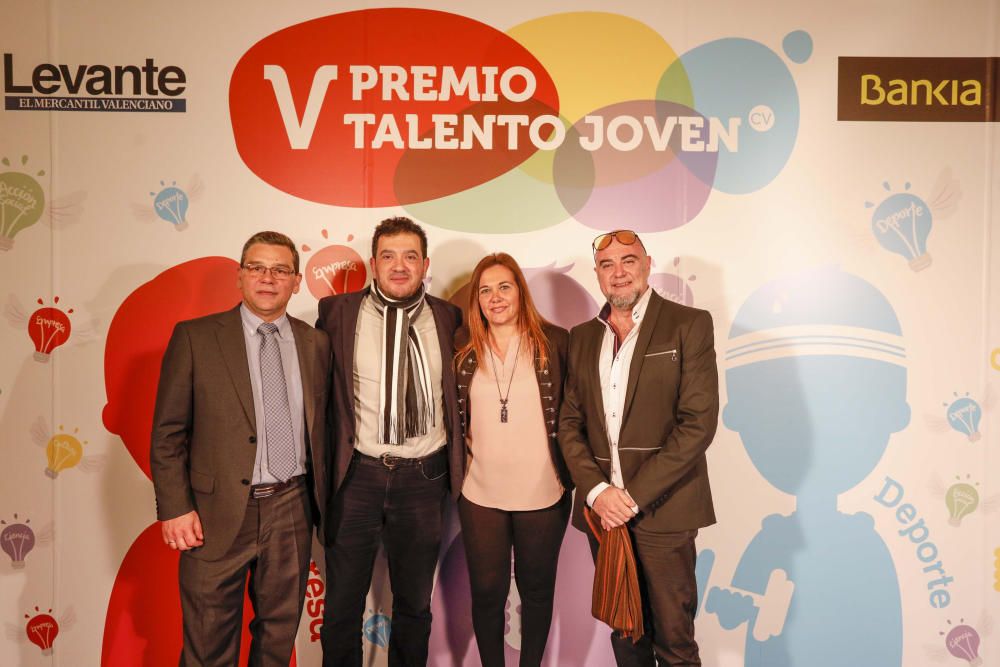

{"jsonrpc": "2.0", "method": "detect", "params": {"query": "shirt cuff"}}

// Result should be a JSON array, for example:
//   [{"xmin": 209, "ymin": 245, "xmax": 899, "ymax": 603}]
[{"xmin": 587, "ymin": 482, "xmax": 610, "ymax": 508}]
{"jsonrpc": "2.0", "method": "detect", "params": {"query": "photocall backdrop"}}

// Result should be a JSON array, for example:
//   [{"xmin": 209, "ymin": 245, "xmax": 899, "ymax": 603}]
[{"xmin": 1, "ymin": 1, "xmax": 998, "ymax": 665}]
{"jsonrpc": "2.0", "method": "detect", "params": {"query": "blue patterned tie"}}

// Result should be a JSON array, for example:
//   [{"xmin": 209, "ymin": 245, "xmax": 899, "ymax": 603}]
[{"xmin": 258, "ymin": 322, "xmax": 296, "ymax": 481}]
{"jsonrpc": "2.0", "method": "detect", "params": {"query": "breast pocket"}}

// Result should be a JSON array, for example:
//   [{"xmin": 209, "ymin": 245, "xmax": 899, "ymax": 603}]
[
  {"xmin": 641, "ymin": 345, "xmax": 681, "ymax": 389},
  {"xmin": 190, "ymin": 469, "xmax": 215, "ymax": 495}
]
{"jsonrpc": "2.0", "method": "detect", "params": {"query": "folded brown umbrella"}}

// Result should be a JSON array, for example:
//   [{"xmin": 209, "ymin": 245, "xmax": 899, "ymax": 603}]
[{"xmin": 584, "ymin": 507, "xmax": 644, "ymax": 642}]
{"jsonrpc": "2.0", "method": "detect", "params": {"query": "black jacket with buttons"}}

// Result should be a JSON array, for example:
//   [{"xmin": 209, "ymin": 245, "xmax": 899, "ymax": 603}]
[{"xmin": 454, "ymin": 322, "xmax": 573, "ymax": 491}]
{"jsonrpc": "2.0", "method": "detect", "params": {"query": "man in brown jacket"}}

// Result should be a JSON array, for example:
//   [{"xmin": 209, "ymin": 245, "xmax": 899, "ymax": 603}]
[
  {"xmin": 559, "ymin": 230, "xmax": 718, "ymax": 667},
  {"xmin": 150, "ymin": 231, "xmax": 330, "ymax": 665}
]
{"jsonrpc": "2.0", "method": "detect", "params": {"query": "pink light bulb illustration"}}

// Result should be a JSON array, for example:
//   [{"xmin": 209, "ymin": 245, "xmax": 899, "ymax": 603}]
[
  {"xmin": 946, "ymin": 623, "xmax": 982, "ymax": 666},
  {"xmin": 1, "ymin": 514, "xmax": 35, "ymax": 568}
]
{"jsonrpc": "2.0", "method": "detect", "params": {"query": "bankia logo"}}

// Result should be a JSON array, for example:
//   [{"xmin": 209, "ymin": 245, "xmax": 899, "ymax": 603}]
[
  {"xmin": 838, "ymin": 57, "xmax": 999, "ymax": 122},
  {"xmin": 3, "ymin": 53, "xmax": 187, "ymax": 112}
]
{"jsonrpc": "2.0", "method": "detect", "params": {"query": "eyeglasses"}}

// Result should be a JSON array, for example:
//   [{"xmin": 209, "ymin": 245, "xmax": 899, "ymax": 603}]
[
  {"xmin": 592, "ymin": 230, "xmax": 643, "ymax": 254},
  {"xmin": 242, "ymin": 263, "xmax": 297, "ymax": 280}
]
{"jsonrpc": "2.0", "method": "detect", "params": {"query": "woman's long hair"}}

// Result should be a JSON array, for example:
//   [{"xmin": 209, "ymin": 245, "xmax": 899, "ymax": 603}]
[{"xmin": 456, "ymin": 253, "xmax": 550, "ymax": 370}]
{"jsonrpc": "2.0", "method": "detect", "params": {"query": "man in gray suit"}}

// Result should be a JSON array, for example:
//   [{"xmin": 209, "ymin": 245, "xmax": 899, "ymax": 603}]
[
  {"xmin": 559, "ymin": 230, "xmax": 718, "ymax": 667},
  {"xmin": 151, "ymin": 230, "xmax": 330, "ymax": 666}
]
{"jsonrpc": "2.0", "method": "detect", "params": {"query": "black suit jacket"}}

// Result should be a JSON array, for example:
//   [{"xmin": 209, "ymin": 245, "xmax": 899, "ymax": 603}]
[
  {"xmin": 316, "ymin": 290, "xmax": 464, "ymax": 511},
  {"xmin": 558, "ymin": 290, "xmax": 718, "ymax": 534},
  {"xmin": 150, "ymin": 306, "xmax": 331, "ymax": 560}
]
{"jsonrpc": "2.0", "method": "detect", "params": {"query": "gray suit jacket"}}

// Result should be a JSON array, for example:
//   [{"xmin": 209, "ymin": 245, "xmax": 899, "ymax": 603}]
[
  {"xmin": 558, "ymin": 290, "xmax": 718, "ymax": 534},
  {"xmin": 150, "ymin": 306, "xmax": 331, "ymax": 561}
]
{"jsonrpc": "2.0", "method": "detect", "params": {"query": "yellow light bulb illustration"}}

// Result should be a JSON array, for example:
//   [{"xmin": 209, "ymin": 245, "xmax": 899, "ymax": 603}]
[{"xmin": 44, "ymin": 427, "xmax": 84, "ymax": 478}]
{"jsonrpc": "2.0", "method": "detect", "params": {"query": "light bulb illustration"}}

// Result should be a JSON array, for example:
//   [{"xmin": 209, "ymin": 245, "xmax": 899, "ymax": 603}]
[
  {"xmin": 945, "ymin": 476, "xmax": 980, "ymax": 527},
  {"xmin": 151, "ymin": 180, "xmax": 190, "ymax": 230},
  {"xmin": 943, "ymin": 621, "xmax": 982, "ymax": 666},
  {"xmin": 24, "ymin": 607, "xmax": 59, "ymax": 655},
  {"xmin": 30, "ymin": 417, "xmax": 103, "ymax": 479},
  {"xmin": 302, "ymin": 230, "xmax": 368, "ymax": 299},
  {"xmin": 650, "ymin": 256, "xmax": 697, "ymax": 306},
  {"xmin": 945, "ymin": 393, "xmax": 982, "ymax": 442},
  {"xmin": 0, "ymin": 155, "xmax": 46, "ymax": 251},
  {"xmin": 866, "ymin": 182, "xmax": 932, "ymax": 271},
  {"xmin": 362, "ymin": 611, "xmax": 391, "ymax": 649},
  {"xmin": 28, "ymin": 296, "xmax": 73, "ymax": 362},
  {"xmin": 1, "ymin": 513, "xmax": 36, "ymax": 568},
  {"xmin": 44, "ymin": 426, "xmax": 85, "ymax": 478}
]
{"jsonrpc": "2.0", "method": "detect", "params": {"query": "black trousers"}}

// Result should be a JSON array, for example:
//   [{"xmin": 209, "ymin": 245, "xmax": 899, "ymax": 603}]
[
  {"xmin": 587, "ymin": 527, "xmax": 700, "ymax": 667},
  {"xmin": 320, "ymin": 449, "xmax": 448, "ymax": 667},
  {"xmin": 178, "ymin": 480, "xmax": 312, "ymax": 667},
  {"xmin": 458, "ymin": 493, "xmax": 571, "ymax": 667}
]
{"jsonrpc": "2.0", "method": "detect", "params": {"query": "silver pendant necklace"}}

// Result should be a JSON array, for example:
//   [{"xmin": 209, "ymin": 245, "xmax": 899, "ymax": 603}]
[{"xmin": 487, "ymin": 335, "xmax": 521, "ymax": 423}]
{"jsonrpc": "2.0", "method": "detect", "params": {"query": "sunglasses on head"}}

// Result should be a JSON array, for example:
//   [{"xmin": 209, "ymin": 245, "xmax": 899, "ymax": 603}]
[{"xmin": 592, "ymin": 230, "xmax": 643, "ymax": 253}]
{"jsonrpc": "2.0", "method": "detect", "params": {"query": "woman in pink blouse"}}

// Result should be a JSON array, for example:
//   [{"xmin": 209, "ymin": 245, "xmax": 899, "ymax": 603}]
[{"xmin": 455, "ymin": 253, "xmax": 573, "ymax": 667}]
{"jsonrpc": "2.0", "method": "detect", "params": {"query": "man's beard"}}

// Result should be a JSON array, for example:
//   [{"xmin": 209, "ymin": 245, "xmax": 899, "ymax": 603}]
[{"xmin": 608, "ymin": 288, "xmax": 641, "ymax": 311}]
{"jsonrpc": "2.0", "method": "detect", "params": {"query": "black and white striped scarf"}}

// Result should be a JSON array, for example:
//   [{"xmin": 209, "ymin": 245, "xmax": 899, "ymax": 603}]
[{"xmin": 369, "ymin": 281, "xmax": 435, "ymax": 445}]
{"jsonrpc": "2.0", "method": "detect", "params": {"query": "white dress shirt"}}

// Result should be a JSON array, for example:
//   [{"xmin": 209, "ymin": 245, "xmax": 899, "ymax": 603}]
[
  {"xmin": 352, "ymin": 294, "xmax": 446, "ymax": 457},
  {"xmin": 586, "ymin": 287, "xmax": 653, "ymax": 511}
]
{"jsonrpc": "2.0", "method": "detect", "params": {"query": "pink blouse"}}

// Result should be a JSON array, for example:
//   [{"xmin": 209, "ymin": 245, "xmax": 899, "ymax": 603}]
[{"xmin": 462, "ymin": 338, "xmax": 563, "ymax": 511}]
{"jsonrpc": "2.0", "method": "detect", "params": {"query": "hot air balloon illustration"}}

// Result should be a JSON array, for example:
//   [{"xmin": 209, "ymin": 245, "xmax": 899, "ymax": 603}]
[{"xmin": 0, "ymin": 155, "xmax": 46, "ymax": 251}]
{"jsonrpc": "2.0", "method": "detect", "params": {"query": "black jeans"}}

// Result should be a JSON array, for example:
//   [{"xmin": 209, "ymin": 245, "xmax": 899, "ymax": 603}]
[
  {"xmin": 321, "ymin": 449, "xmax": 448, "ymax": 667},
  {"xmin": 457, "ymin": 493, "xmax": 571, "ymax": 667}
]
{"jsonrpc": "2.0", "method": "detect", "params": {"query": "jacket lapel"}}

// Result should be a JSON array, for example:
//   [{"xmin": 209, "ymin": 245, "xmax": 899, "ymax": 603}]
[
  {"xmin": 429, "ymin": 298, "xmax": 457, "ymax": 420},
  {"xmin": 621, "ymin": 291, "xmax": 662, "ymax": 426},
  {"xmin": 216, "ymin": 307, "xmax": 256, "ymax": 430},
  {"xmin": 340, "ymin": 293, "xmax": 363, "ymax": 423},
  {"xmin": 583, "ymin": 320, "xmax": 609, "ymax": 438}
]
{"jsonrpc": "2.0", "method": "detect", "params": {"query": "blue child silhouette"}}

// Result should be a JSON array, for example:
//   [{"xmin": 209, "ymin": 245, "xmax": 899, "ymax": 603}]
[{"xmin": 704, "ymin": 267, "xmax": 909, "ymax": 666}]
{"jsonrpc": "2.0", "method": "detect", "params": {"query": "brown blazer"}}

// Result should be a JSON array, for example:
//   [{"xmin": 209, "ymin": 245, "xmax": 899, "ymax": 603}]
[
  {"xmin": 558, "ymin": 290, "xmax": 718, "ymax": 534},
  {"xmin": 150, "ymin": 306, "xmax": 331, "ymax": 561},
  {"xmin": 454, "ymin": 322, "xmax": 573, "ymax": 490},
  {"xmin": 315, "ymin": 290, "xmax": 464, "ymax": 513}
]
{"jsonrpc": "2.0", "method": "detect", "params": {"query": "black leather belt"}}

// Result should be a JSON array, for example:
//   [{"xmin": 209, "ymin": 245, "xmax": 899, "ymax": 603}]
[
  {"xmin": 250, "ymin": 475, "xmax": 305, "ymax": 499},
  {"xmin": 355, "ymin": 448, "xmax": 446, "ymax": 470}
]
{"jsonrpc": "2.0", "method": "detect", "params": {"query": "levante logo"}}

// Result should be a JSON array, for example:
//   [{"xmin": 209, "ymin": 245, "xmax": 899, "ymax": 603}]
[{"xmin": 3, "ymin": 53, "xmax": 187, "ymax": 112}]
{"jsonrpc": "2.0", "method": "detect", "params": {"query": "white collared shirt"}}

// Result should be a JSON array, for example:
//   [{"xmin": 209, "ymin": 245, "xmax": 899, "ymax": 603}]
[
  {"xmin": 586, "ymin": 287, "xmax": 653, "ymax": 510},
  {"xmin": 352, "ymin": 294, "xmax": 446, "ymax": 457}
]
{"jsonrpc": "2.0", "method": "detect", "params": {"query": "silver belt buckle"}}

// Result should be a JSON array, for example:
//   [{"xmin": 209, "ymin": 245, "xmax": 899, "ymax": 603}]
[
  {"xmin": 252, "ymin": 485, "xmax": 276, "ymax": 499},
  {"xmin": 379, "ymin": 453, "xmax": 401, "ymax": 469}
]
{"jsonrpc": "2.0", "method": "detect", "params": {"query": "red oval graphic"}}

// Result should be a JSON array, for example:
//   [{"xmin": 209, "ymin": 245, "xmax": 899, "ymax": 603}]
[{"xmin": 229, "ymin": 8, "xmax": 559, "ymax": 207}]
